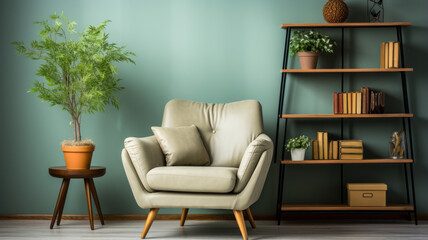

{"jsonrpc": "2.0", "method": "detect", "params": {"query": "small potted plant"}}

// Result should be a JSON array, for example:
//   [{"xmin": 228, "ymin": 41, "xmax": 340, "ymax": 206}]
[
  {"xmin": 12, "ymin": 13, "xmax": 135, "ymax": 169},
  {"xmin": 289, "ymin": 30, "xmax": 336, "ymax": 69},
  {"xmin": 285, "ymin": 135, "xmax": 311, "ymax": 161}
]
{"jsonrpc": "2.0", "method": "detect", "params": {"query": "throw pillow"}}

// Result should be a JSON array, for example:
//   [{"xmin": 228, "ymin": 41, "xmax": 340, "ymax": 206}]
[{"xmin": 151, "ymin": 125, "xmax": 210, "ymax": 166}]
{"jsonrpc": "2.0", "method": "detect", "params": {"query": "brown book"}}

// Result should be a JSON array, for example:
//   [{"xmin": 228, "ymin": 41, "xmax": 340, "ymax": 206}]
[
  {"xmin": 333, "ymin": 92, "xmax": 338, "ymax": 114},
  {"xmin": 340, "ymin": 140, "xmax": 363, "ymax": 148},
  {"xmin": 343, "ymin": 92, "xmax": 348, "ymax": 114},
  {"xmin": 317, "ymin": 132, "xmax": 324, "ymax": 160},
  {"xmin": 364, "ymin": 87, "xmax": 370, "ymax": 114},
  {"xmin": 323, "ymin": 132, "xmax": 328, "ymax": 160},
  {"xmin": 329, "ymin": 141, "xmax": 333, "ymax": 160},
  {"xmin": 356, "ymin": 92, "xmax": 362, "ymax": 114},
  {"xmin": 385, "ymin": 42, "xmax": 389, "ymax": 69},
  {"xmin": 374, "ymin": 92, "xmax": 379, "ymax": 113},
  {"xmin": 380, "ymin": 42, "xmax": 385, "ymax": 69},
  {"xmin": 352, "ymin": 92, "xmax": 357, "ymax": 114},
  {"xmin": 332, "ymin": 141, "xmax": 339, "ymax": 160},
  {"xmin": 361, "ymin": 88, "xmax": 366, "ymax": 114},
  {"xmin": 341, "ymin": 148, "xmax": 364, "ymax": 154},
  {"xmin": 394, "ymin": 42, "xmax": 400, "ymax": 68},
  {"xmin": 338, "ymin": 92, "xmax": 343, "ymax": 114},
  {"xmin": 370, "ymin": 91, "xmax": 375, "ymax": 113},
  {"xmin": 388, "ymin": 41, "xmax": 394, "ymax": 69},
  {"xmin": 379, "ymin": 92, "xmax": 385, "ymax": 113},
  {"xmin": 347, "ymin": 92, "xmax": 352, "ymax": 114},
  {"xmin": 340, "ymin": 153, "xmax": 363, "ymax": 160},
  {"xmin": 312, "ymin": 140, "xmax": 319, "ymax": 160}
]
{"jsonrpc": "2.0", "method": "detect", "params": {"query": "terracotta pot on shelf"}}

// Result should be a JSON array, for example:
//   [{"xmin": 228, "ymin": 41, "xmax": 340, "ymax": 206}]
[
  {"xmin": 62, "ymin": 145, "xmax": 95, "ymax": 169},
  {"xmin": 298, "ymin": 52, "xmax": 319, "ymax": 69}
]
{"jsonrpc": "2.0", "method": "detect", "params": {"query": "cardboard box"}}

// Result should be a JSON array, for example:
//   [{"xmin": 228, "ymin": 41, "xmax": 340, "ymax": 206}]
[{"xmin": 347, "ymin": 183, "xmax": 387, "ymax": 207}]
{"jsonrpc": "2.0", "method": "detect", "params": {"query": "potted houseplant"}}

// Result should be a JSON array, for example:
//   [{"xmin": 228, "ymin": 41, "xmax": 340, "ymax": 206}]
[
  {"xmin": 12, "ymin": 13, "xmax": 135, "ymax": 169},
  {"xmin": 289, "ymin": 30, "xmax": 336, "ymax": 69},
  {"xmin": 285, "ymin": 135, "xmax": 311, "ymax": 161}
]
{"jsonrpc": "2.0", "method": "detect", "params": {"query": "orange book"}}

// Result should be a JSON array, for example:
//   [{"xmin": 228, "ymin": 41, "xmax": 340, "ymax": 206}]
[
  {"xmin": 352, "ymin": 92, "xmax": 357, "ymax": 114},
  {"xmin": 388, "ymin": 41, "xmax": 394, "ymax": 68},
  {"xmin": 312, "ymin": 140, "xmax": 319, "ymax": 160},
  {"xmin": 394, "ymin": 42, "xmax": 400, "ymax": 68},
  {"xmin": 347, "ymin": 92, "xmax": 352, "ymax": 114},
  {"xmin": 332, "ymin": 141, "xmax": 339, "ymax": 160},
  {"xmin": 385, "ymin": 42, "xmax": 389, "ymax": 69},
  {"xmin": 317, "ymin": 132, "xmax": 324, "ymax": 160},
  {"xmin": 329, "ymin": 141, "xmax": 333, "ymax": 160},
  {"xmin": 380, "ymin": 42, "xmax": 385, "ymax": 69},
  {"xmin": 356, "ymin": 92, "xmax": 362, "ymax": 114},
  {"xmin": 333, "ymin": 92, "xmax": 338, "ymax": 114},
  {"xmin": 343, "ymin": 92, "xmax": 348, "ymax": 114},
  {"xmin": 323, "ymin": 132, "xmax": 328, "ymax": 160}
]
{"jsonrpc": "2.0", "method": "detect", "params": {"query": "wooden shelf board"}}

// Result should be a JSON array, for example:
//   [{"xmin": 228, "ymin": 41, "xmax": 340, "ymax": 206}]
[
  {"xmin": 281, "ymin": 113, "xmax": 413, "ymax": 119},
  {"xmin": 281, "ymin": 22, "xmax": 412, "ymax": 28},
  {"xmin": 281, "ymin": 204, "xmax": 414, "ymax": 211},
  {"xmin": 281, "ymin": 159, "xmax": 413, "ymax": 164},
  {"xmin": 281, "ymin": 68, "xmax": 413, "ymax": 73}
]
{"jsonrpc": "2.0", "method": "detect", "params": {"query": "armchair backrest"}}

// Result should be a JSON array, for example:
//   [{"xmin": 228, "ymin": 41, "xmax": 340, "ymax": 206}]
[{"xmin": 162, "ymin": 99, "xmax": 264, "ymax": 167}]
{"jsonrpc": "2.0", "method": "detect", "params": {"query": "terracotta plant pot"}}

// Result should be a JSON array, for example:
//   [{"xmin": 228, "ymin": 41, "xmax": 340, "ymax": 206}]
[
  {"xmin": 62, "ymin": 145, "xmax": 95, "ymax": 169},
  {"xmin": 298, "ymin": 52, "xmax": 320, "ymax": 69}
]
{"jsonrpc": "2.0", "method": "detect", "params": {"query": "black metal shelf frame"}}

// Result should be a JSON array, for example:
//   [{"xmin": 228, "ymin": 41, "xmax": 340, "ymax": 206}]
[{"xmin": 274, "ymin": 24, "xmax": 417, "ymax": 225}]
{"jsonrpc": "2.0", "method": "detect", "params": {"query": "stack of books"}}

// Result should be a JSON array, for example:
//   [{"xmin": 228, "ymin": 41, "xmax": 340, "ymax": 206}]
[
  {"xmin": 333, "ymin": 88, "xmax": 385, "ymax": 114},
  {"xmin": 312, "ymin": 132, "xmax": 339, "ymax": 160},
  {"xmin": 381, "ymin": 41, "xmax": 400, "ymax": 69},
  {"xmin": 339, "ymin": 140, "xmax": 364, "ymax": 160}
]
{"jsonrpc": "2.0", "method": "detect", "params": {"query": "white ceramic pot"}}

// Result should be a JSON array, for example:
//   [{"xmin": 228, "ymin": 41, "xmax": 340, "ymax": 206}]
[{"xmin": 291, "ymin": 148, "xmax": 306, "ymax": 161}]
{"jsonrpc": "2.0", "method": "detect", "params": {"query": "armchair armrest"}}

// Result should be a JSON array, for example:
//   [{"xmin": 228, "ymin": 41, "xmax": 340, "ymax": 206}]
[
  {"xmin": 233, "ymin": 133, "xmax": 273, "ymax": 193},
  {"xmin": 124, "ymin": 136, "xmax": 165, "ymax": 192}
]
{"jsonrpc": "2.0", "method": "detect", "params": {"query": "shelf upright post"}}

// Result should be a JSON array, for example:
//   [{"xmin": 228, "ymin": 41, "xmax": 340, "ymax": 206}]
[
  {"xmin": 275, "ymin": 26, "xmax": 291, "ymax": 225},
  {"xmin": 340, "ymin": 27, "xmax": 345, "ymax": 204},
  {"xmin": 397, "ymin": 26, "xmax": 418, "ymax": 225}
]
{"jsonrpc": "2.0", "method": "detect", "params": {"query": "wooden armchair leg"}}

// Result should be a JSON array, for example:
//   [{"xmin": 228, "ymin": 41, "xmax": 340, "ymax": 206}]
[
  {"xmin": 233, "ymin": 210, "xmax": 248, "ymax": 240},
  {"xmin": 141, "ymin": 208, "xmax": 159, "ymax": 239},
  {"xmin": 245, "ymin": 208, "xmax": 256, "ymax": 229},
  {"xmin": 180, "ymin": 208, "xmax": 189, "ymax": 226}
]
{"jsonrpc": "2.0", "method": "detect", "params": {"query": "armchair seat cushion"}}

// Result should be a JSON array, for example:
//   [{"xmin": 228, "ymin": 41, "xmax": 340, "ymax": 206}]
[{"xmin": 147, "ymin": 166, "xmax": 238, "ymax": 193}]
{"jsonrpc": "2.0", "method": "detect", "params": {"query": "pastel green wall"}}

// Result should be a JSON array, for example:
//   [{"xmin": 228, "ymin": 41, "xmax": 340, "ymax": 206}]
[{"xmin": 1, "ymin": 0, "xmax": 427, "ymax": 215}]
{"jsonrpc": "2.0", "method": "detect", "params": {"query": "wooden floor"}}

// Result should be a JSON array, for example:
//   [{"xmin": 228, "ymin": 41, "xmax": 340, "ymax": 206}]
[{"xmin": 1, "ymin": 219, "xmax": 427, "ymax": 239}]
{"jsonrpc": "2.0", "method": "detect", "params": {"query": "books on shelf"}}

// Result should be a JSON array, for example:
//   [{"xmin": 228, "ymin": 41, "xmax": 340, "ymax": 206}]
[
  {"xmin": 333, "ymin": 88, "xmax": 385, "ymax": 114},
  {"xmin": 314, "ymin": 131, "xmax": 339, "ymax": 160},
  {"xmin": 339, "ymin": 140, "xmax": 364, "ymax": 160},
  {"xmin": 381, "ymin": 41, "xmax": 400, "ymax": 69}
]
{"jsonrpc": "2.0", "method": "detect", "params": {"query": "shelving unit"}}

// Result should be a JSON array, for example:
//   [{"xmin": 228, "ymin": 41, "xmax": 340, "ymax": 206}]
[{"xmin": 274, "ymin": 22, "xmax": 417, "ymax": 225}]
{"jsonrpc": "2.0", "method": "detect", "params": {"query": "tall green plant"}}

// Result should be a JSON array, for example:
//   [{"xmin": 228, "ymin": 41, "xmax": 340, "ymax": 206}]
[{"xmin": 12, "ymin": 13, "xmax": 135, "ymax": 143}]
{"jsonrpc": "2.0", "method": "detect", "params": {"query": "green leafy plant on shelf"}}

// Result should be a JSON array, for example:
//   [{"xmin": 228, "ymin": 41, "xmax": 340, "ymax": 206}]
[
  {"xmin": 289, "ymin": 30, "xmax": 336, "ymax": 69},
  {"xmin": 285, "ymin": 135, "xmax": 311, "ymax": 151},
  {"xmin": 12, "ymin": 12, "xmax": 135, "ymax": 169},
  {"xmin": 289, "ymin": 30, "xmax": 336, "ymax": 56}
]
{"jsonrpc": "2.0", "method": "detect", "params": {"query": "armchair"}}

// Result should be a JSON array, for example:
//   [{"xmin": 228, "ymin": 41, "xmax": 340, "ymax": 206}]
[{"xmin": 122, "ymin": 99, "xmax": 273, "ymax": 239}]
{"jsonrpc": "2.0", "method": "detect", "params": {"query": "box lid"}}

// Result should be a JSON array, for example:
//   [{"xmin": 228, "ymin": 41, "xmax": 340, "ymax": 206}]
[{"xmin": 347, "ymin": 183, "xmax": 387, "ymax": 191}]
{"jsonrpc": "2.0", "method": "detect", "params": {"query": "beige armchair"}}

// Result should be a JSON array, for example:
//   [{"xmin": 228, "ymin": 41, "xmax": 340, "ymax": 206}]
[{"xmin": 122, "ymin": 99, "xmax": 273, "ymax": 239}]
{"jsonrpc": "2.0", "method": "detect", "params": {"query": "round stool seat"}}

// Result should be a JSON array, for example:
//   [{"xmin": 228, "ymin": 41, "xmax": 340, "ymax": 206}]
[{"xmin": 49, "ymin": 166, "xmax": 106, "ymax": 178}]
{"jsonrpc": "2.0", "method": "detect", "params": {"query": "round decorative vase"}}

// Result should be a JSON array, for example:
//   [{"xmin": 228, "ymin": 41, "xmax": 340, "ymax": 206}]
[
  {"xmin": 291, "ymin": 148, "xmax": 306, "ymax": 161},
  {"xmin": 323, "ymin": 0, "xmax": 349, "ymax": 23},
  {"xmin": 62, "ymin": 145, "xmax": 95, "ymax": 169},
  {"xmin": 297, "ymin": 52, "xmax": 319, "ymax": 69}
]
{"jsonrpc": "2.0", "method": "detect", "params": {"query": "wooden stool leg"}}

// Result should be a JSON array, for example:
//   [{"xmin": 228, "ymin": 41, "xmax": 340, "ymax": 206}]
[
  {"xmin": 88, "ymin": 178, "xmax": 104, "ymax": 225},
  {"xmin": 245, "ymin": 208, "xmax": 256, "ymax": 229},
  {"xmin": 141, "ymin": 208, "xmax": 159, "ymax": 239},
  {"xmin": 84, "ymin": 178, "xmax": 94, "ymax": 230},
  {"xmin": 233, "ymin": 210, "xmax": 248, "ymax": 240},
  {"xmin": 180, "ymin": 208, "xmax": 189, "ymax": 226},
  {"xmin": 56, "ymin": 179, "xmax": 70, "ymax": 226},
  {"xmin": 50, "ymin": 179, "xmax": 68, "ymax": 229}
]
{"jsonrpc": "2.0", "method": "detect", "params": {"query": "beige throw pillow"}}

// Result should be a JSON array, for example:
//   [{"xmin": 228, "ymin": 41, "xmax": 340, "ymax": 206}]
[{"xmin": 151, "ymin": 125, "xmax": 210, "ymax": 166}]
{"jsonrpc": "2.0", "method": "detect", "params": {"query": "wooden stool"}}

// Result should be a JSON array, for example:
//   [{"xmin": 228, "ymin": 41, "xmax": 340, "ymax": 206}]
[{"xmin": 49, "ymin": 166, "xmax": 106, "ymax": 230}]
